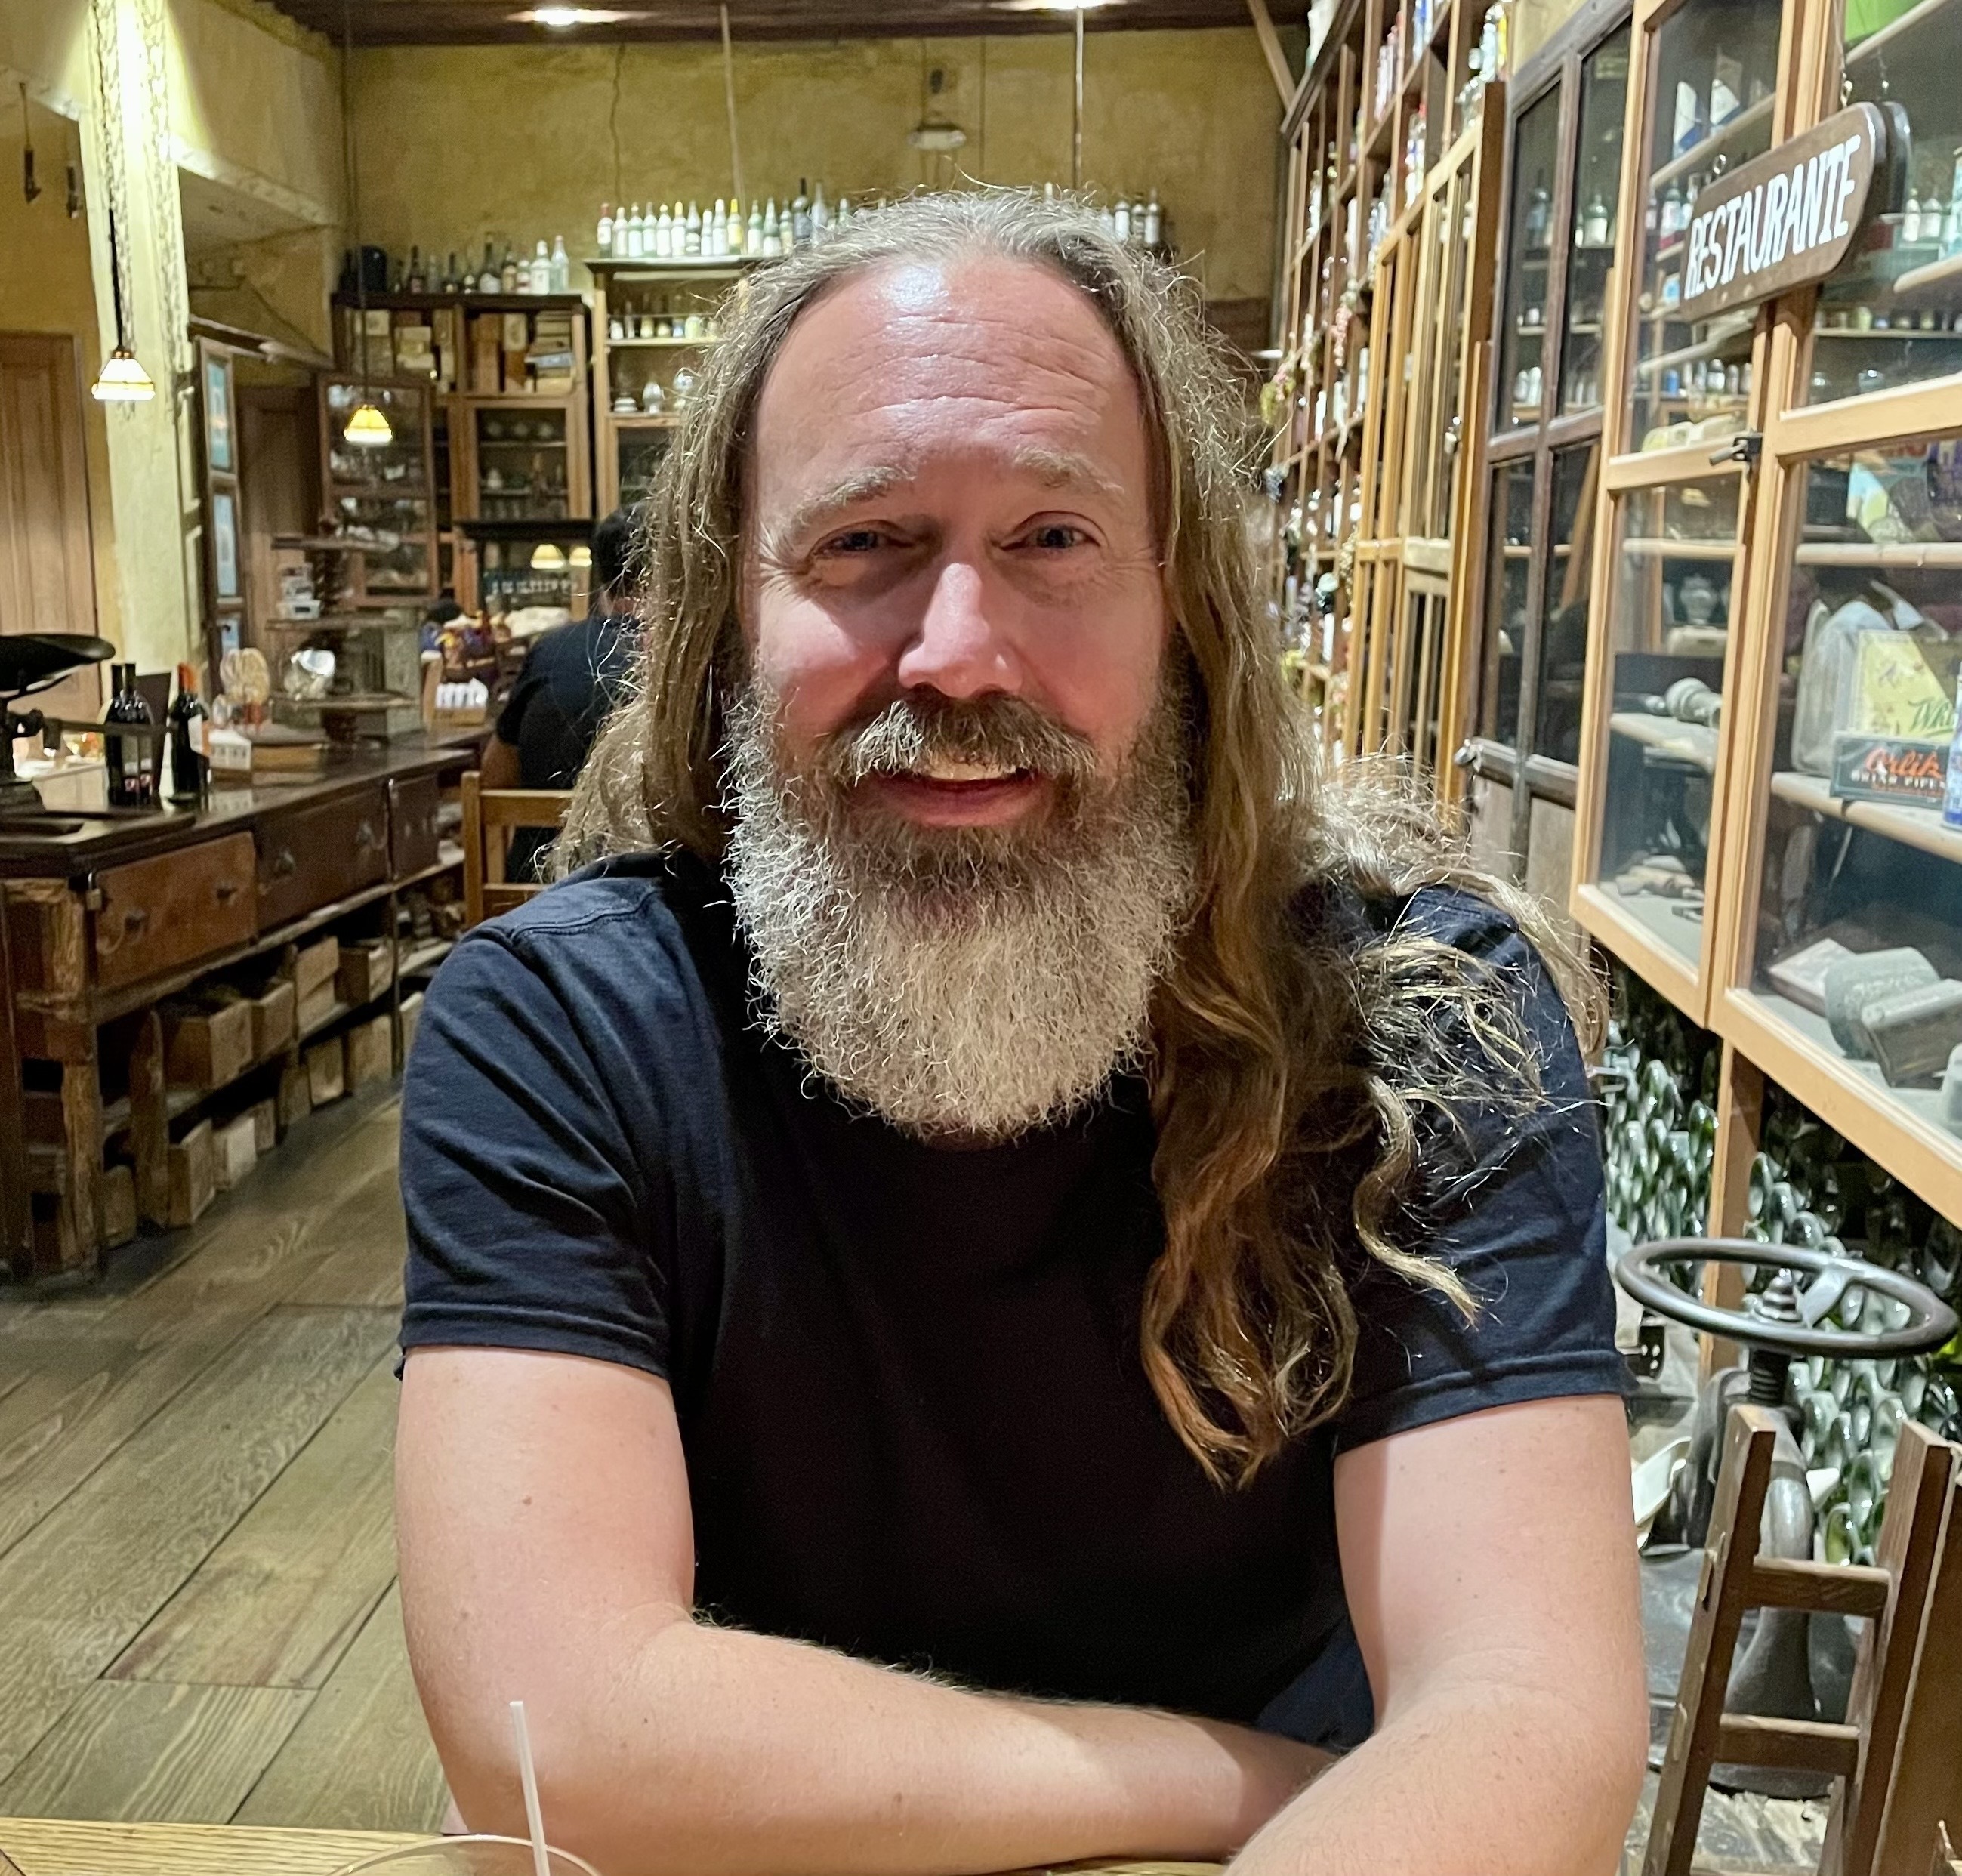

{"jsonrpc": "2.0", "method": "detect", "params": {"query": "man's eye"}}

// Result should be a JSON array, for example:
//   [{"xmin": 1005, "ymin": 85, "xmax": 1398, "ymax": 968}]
[
  {"xmin": 816, "ymin": 529, "xmax": 890, "ymax": 557},
  {"xmin": 1023, "ymin": 523, "xmax": 1090, "ymax": 552}
]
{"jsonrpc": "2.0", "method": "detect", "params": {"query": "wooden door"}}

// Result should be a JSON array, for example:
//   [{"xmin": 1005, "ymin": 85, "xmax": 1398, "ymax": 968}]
[{"xmin": 0, "ymin": 334, "xmax": 100, "ymax": 715}]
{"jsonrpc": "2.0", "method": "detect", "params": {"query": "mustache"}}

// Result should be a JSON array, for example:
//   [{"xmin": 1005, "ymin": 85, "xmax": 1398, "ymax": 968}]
[{"xmin": 816, "ymin": 693, "xmax": 1103, "ymax": 790}]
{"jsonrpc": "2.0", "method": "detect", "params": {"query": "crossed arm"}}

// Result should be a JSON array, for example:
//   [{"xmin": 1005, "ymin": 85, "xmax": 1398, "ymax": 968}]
[{"xmin": 396, "ymin": 1347, "xmax": 1645, "ymax": 1876}]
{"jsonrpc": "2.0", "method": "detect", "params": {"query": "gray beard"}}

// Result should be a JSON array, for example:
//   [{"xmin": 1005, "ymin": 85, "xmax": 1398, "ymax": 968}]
[{"xmin": 721, "ymin": 677, "xmax": 1197, "ymax": 1140}]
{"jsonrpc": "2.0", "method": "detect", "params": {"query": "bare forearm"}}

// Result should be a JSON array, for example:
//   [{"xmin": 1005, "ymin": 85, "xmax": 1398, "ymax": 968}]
[
  {"xmin": 1227, "ymin": 1679, "xmax": 1644, "ymax": 1876},
  {"xmin": 443, "ymin": 1610, "xmax": 1319, "ymax": 1876}
]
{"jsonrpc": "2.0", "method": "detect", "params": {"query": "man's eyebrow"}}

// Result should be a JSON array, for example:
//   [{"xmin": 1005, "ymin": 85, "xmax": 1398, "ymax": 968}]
[
  {"xmin": 764, "ymin": 466, "xmax": 911, "ymax": 557},
  {"xmin": 1010, "ymin": 446, "xmax": 1124, "ymax": 500}
]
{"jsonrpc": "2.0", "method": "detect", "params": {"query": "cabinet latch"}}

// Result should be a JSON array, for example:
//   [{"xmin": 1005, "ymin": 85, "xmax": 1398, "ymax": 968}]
[{"xmin": 1708, "ymin": 429, "xmax": 1763, "ymax": 469}]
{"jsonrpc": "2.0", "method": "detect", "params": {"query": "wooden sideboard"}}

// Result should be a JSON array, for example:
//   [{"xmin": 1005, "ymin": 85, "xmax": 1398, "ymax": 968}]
[{"xmin": 0, "ymin": 737, "xmax": 481, "ymax": 1279}]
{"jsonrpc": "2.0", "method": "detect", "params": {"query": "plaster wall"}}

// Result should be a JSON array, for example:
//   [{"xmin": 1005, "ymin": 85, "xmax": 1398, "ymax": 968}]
[{"xmin": 348, "ymin": 26, "xmax": 1283, "ymax": 303}]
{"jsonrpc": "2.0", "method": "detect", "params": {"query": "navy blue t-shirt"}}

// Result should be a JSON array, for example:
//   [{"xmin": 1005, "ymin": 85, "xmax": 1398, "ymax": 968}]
[{"xmin": 399, "ymin": 851, "xmax": 1624, "ymax": 1745}]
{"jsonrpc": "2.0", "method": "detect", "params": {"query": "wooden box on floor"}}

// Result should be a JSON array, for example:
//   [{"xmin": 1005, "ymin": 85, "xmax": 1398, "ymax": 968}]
[
  {"xmin": 165, "ymin": 1120, "xmax": 218, "ymax": 1228},
  {"xmin": 162, "ymin": 997, "xmax": 255, "ymax": 1092},
  {"xmin": 336, "ymin": 939, "xmax": 394, "ymax": 1008},
  {"xmin": 400, "ymin": 988, "xmax": 424, "ymax": 1061},
  {"xmin": 214, "ymin": 1113, "xmax": 258, "ymax": 1191},
  {"xmin": 247, "ymin": 1095, "xmax": 278, "ymax": 1156},
  {"xmin": 278, "ymin": 1060, "xmax": 313, "ymax": 1134},
  {"xmin": 344, "ymin": 1011, "xmax": 392, "ymax": 1092},
  {"xmin": 101, "ymin": 1162, "xmax": 137, "ymax": 1248},
  {"xmin": 305, "ymin": 1036, "xmax": 345, "ymax": 1106},
  {"xmin": 249, "ymin": 978, "xmax": 297, "ymax": 1059}
]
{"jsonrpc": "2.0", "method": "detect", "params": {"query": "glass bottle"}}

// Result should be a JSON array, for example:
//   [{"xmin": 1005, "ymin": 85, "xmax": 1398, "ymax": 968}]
[
  {"xmin": 748, "ymin": 200, "xmax": 764, "ymax": 251},
  {"xmin": 597, "ymin": 202, "xmax": 614, "ymax": 255},
  {"xmin": 685, "ymin": 202, "xmax": 702, "ymax": 256},
  {"xmin": 551, "ymin": 234, "xmax": 569, "ymax": 292},
  {"xmin": 478, "ymin": 240, "xmax": 498, "ymax": 293},
  {"xmin": 531, "ymin": 239, "xmax": 551, "ymax": 293},
  {"xmin": 791, "ymin": 179, "xmax": 811, "ymax": 247},
  {"xmin": 167, "ymin": 663, "xmax": 208, "ymax": 804},
  {"xmin": 1143, "ymin": 187, "xmax": 1162, "ymax": 246},
  {"xmin": 104, "ymin": 663, "xmax": 156, "ymax": 810},
  {"xmin": 406, "ymin": 245, "xmax": 424, "ymax": 293},
  {"xmin": 499, "ymin": 244, "xmax": 517, "ymax": 292}
]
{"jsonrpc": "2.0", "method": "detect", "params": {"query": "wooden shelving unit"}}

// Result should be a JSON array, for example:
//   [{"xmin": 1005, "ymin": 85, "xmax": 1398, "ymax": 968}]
[
  {"xmin": 1557, "ymin": 0, "xmax": 1962, "ymax": 1234},
  {"xmin": 587, "ymin": 256, "xmax": 764, "ymax": 511},
  {"xmin": 1267, "ymin": 0, "xmax": 1498, "ymax": 767}
]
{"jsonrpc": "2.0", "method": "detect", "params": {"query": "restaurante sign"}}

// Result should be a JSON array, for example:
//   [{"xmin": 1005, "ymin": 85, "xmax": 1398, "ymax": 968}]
[{"xmin": 1677, "ymin": 103, "xmax": 1900, "ymax": 326}]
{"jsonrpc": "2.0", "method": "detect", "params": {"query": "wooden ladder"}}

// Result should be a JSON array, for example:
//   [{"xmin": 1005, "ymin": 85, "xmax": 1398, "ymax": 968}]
[{"xmin": 1643, "ymin": 1404, "xmax": 1961, "ymax": 1876}]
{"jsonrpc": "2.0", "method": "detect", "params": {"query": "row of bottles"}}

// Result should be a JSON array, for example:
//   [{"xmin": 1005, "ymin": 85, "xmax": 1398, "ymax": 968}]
[
  {"xmin": 594, "ymin": 183, "xmax": 1168, "ymax": 262},
  {"xmin": 341, "ymin": 241, "xmax": 574, "ymax": 299},
  {"xmin": 103, "ymin": 663, "xmax": 208, "ymax": 809}
]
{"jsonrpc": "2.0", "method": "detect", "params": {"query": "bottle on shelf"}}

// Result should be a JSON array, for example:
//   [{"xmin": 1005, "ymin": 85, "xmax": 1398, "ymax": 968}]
[
  {"xmin": 656, "ymin": 202, "xmax": 672, "ymax": 257},
  {"xmin": 1114, "ymin": 197, "xmax": 1131, "ymax": 243},
  {"xmin": 551, "ymin": 234, "xmax": 569, "ymax": 292},
  {"xmin": 478, "ymin": 240, "xmax": 499, "ymax": 293},
  {"xmin": 1143, "ymin": 187, "xmax": 1161, "ymax": 246},
  {"xmin": 1582, "ymin": 190, "xmax": 1609, "ymax": 247},
  {"xmin": 728, "ymin": 197, "xmax": 745, "ymax": 254},
  {"xmin": 811, "ymin": 182, "xmax": 829, "ymax": 239},
  {"xmin": 103, "ymin": 663, "xmax": 156, "ymax": 810},
  {"xmin": 685, "ymin": 201, "xmax": 702, "ymax": 256},
  {"xmin": 791, "ymin": 179, "xmax": 811, "ymax": 247},
  {"xmin": 406, "ymin": 245, "xmax": 424, "ymax": 293},
  {"xmin": 763, "ymin": 199, "xmax": 781, "ymax": 256},
  {"xmin": 597, "ymin": 202, "xmax": 614, "ymax": 255},
  {"xmin": 167, "ymin": 663, "xmax": 208, "ymax": 804},
  {"xmin": 748, "ymin": 199, "xmax": 764, "ymax": 251},
  {"xmin": 529, "ymin": 239, "xmax": 550, "ymax": 293},
  {"xmin": 499, "ymin": 244, "xmax": 518, "ymax": 292}
]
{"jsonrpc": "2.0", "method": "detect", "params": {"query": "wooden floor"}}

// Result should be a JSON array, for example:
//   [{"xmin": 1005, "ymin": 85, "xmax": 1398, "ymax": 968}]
[{"xmin": 0, "ymin": 1088, "xmax": 447, "ymax": 1830}]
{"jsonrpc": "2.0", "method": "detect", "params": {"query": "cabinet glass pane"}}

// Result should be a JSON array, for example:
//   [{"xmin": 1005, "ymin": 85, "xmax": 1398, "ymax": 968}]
[
  {"xmin": 1593, "ymin": 473, "xmax": 1742, "ymax": 964},
  {"xmin": 1626, "ymin": 0, "xmax": 1781, "ymax": 450},
  {"xmin": 475, "ymin": 408, "xmax": 569, "ymax": 522},
  {"xmin": 1559, "ymin": 26, "xmax": 1630, "ymax": 415},
  {"xmin": 1748, "ymin": 439, "xmax": 1962, "ymax": 1144},
  {"xmin": 1479, "ymin": 459, "xmax": 1535, "ymax": 746},
  {"xmin": 1500, "ymin": 91, "xmax": 1560, "ymax": 433},
  {"xmin": 324, "ymin": 381, "xmax": 426, "ymax": 493},
  {"xmin": 1532, "ymin": 443, "xmax": 1601, "ymax": 765},
  {"xmin": 615, "ymin": 429, "xmax": 672, "ymax": 508},
  {"xmin": 1423, "ymin": 174, "xmax": 1474, "ymax": 537},
  {"xmin": 1804, "ymin": 0, "xmax": 1962, "ymax": 405}
]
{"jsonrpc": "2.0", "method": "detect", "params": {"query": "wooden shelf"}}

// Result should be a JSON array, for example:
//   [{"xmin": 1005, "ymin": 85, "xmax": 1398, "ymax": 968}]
[
  {"xmin": 1794, "ymin": 539, "xmax": 1962, "ymax": 568},
  {"xmin": 1767, "ymin": 769, "xmax": 1962, "ymax": 865},
  {"xmin": 1813, "ymin": 326, "xmax": 1962, "ymax": 341},
  {"xmin": 1618, "ymin": 536, "xmax": 1737, "ymax": 561},
  {"xmin": 1609, "ymin": 710, "xmax": 1718, "ymax": 773},
  {"xmin": 606, "ymin": 335, "xmax": 720, "ymax": 349},
  {"xmin": 1891, "ymin": 250, "xmax": 1962, "ymax": 298},
  {"xmin": 397, "ymin": 936, "xmax": 456, "ymax": 977},
  {"xmin": 1650, "ymin": 94, "xmax": 1775, "ymax": 193},
  {"xmin": 606, "ymin": 412, "xmax": 684, "ymax": 428}
]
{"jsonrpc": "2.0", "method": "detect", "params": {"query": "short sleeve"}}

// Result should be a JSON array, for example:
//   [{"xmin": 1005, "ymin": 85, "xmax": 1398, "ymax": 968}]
[
  {"xmin": 1334, "ymin": 893, "xmax": 1629, "ymax": 1452},
  {"xmin": 399, "ymin": 922, "xmax": 671, "ymax": 1376}
]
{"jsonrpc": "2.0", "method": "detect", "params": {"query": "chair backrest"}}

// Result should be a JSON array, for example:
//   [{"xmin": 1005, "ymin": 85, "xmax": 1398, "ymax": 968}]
[{"xmin": 460, "ymin": 770, "xmax": 574, "ymax": 930}]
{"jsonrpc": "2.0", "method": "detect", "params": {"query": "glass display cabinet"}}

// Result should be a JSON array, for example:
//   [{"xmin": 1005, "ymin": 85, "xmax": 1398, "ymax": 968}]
[
  {"xmin": 316, "ymin": 377, "xmax": 438, "ymax": 603},
  {"xmin": 591, "ymin": 257, "xmax": 757, "ymax": 511},
  {"xmin": 1266, "ymin": 0, "xmax": 1498, "ymax": 763},
  {"xmin": 1459, "ymin": 8, "xmax": 1631, "ymax": 894},
  {"xmin": 1569, "ymin": 0, "xmax": 1962, "ymax": 1229},
  {"xmin": 1571, "ymin": 0, "xmax": 1806, "ymax": 1019}
]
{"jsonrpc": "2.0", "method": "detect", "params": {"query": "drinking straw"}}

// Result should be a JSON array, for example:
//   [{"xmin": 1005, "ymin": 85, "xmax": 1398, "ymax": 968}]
[{"xmin": 509, "ymin": 1699, "xmax": 554, "ymax": 1876}]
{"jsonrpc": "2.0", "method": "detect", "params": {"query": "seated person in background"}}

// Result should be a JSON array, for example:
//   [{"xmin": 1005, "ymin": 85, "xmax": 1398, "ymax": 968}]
[
  {"xmin": 481, "ymin": 506, "xmax": 642, "ymax": 878},
  {"xmin": 398, "ymin": 193, "xmax": 1646, "ymax": 1876}
]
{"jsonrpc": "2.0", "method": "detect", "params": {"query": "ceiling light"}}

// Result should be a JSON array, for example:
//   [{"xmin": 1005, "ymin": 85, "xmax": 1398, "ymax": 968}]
[
  {"xmin": 519, "ymin": 5, "xmax": 634, "ymax": 23},
  {"xmin": 568, "ymin": 545, "xmax": 593, "ymax": 567},
  {"xmin": 530, "ymin": 541, "xmax": 568, "ymax": 570},
  {"xmin": 91, "ymin": 346, "xmax": 155, "ymax": 403},
  {"xmin": 343, "ymin": 400, "xmax": 394, "ymax": 447}
]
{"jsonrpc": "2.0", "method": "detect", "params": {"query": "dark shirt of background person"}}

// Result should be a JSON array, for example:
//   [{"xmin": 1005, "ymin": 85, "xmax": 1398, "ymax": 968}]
[{"xmin": 484, "ymin": 508, "xmax": 642, "ymax": 880}]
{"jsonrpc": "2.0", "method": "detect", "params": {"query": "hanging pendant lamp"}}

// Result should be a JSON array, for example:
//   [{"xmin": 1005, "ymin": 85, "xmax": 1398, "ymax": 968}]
[
  {"xmin": 88, "ymin": 12, "xmax": 153, "ymax": 408},
  {"xmin": 339, "ymin": 0, "xmax": 392, "ymax": 449}
]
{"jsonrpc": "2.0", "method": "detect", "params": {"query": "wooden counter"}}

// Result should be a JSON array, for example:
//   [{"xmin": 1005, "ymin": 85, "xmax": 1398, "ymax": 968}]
[
  {"xmin": 0, "ymin": 1818, "xmax": 418, "ymax": 1876},
  {"xmin": 0, "ymin": 736, "xmax": 483, "ymax": 1281}
]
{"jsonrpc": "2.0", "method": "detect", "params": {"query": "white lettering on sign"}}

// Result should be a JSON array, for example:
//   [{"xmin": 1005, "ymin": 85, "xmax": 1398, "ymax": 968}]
[{"xmin": 1677, "ymin": 128, "xmax": 1868, "ymax": 318}]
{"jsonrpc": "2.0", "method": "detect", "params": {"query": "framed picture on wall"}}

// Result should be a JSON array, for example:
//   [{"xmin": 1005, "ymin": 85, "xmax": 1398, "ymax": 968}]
[
  {"xmin": 202, "ymin": 350, "xmax": 234, "ymax": 474},
  {"xmin": 211, "ymin": 486, "xmax": 240, "ymax": 602}
]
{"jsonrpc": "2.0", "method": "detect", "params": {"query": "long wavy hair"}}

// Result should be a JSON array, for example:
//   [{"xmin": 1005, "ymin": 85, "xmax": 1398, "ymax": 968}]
[{"xmin": 560, "ymin": 191, "xmax": 1605, "ymax": 1484}]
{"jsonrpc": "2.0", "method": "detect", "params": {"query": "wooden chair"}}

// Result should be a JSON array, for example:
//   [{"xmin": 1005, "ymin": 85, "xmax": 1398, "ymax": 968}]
[
  {"xmin": 1643, "ymin": 1405, "xmax": 1960, "ymax": 1876},
  {"xmin": 460, "ymin": 771, "xmax": 574, "ymax": 929}
]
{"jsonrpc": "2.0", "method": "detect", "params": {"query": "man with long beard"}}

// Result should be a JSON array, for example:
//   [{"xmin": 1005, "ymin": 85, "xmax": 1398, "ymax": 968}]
[{"xmin": 397, "ymin": 193, "xmax": 1646, "ymax": 1876}]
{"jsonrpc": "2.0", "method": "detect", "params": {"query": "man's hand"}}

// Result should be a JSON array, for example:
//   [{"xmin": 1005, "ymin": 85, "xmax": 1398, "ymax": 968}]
[
  {"xmin": 1231, "ymin": 1395, "xmax": 1647, "ymax": 1876},
  {"xmin": 397, "ymin": 1347, "xmax": 1323, "ymax": 1876}
]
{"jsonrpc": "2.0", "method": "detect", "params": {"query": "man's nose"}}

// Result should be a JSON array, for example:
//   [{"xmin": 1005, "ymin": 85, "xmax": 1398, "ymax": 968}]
[{"xmin": 894, "ymin": 557, "xmax": 1025, "ymax": 700}]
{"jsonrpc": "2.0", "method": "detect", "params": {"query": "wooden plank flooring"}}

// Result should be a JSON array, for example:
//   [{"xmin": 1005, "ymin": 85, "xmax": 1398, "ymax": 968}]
[{"xmin": 0, "ymin": 1089, "xmax": 446, "ymax": 1830}]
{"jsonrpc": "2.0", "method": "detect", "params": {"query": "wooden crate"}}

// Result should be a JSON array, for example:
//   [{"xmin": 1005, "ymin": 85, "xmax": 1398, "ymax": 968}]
[
  {"xmin": 213, "ymin": 1113, "xmax": 258, "ymax": 1191},
  {"xmin": 336, "ymin": 939, "xmax": 394, "ymax": 1007},
  {"xmin": 249, "ymin": 979, "xmax": 296, "ymax": 1059},
  {"xmin": 165, "ymin": 1121, "xmax": 218, "ymax": 1229},
  {"xmin": 304, "ymin": 1036, "xmax": 345, "ymax": 1106},
  {"xmin": 246, "ymin": 1097, "xmax": 278, "ymax": 1156},
  {"xmin": 276, "ymin": 1061, "xmax": 313, "ymax": 1134},
  {"xmin": 162, "ymin": 998, "xmax": 255, "ymax": 1092},
  {"xmin": 288, "ymin": 934, "xmax": 341, "ymax": 1001}
]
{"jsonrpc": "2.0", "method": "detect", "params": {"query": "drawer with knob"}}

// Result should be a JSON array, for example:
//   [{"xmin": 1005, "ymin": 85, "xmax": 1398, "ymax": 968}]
[
  {"xmin": 93, "ymin": 833, "xmax": 258, "ymax": 991},
  {"xmin": 255, "ymin": 785, "xmax": 390, "ymax": 930},
  {"xmin": 389, "ymin": 773, "xmax": 441, "ymax": 878}
]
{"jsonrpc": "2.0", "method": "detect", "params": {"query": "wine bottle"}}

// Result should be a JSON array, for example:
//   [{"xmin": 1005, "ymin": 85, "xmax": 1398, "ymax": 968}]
[
  {"xmin": 104, "ymin": 663, "xmax": 156, "ymax": 810},
  {"xmin": 167, "ymin": 662, "xmax": 208, "ymax": 803}
]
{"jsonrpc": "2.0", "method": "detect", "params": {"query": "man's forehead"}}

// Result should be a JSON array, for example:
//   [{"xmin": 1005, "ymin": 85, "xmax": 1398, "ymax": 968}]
[{"xmin": 751, "ymin": 255, "xmax": 1149, "ymax": 517}]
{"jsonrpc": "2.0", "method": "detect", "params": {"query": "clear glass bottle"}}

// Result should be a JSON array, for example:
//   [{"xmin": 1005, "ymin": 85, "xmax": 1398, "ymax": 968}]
[
  {"xmin": 551, "ymin": 235, "xmax": 569, "ymax": 292},
  {"xmin": 597, "ymin": 202, "xmax": 613, "ymax": 255}
]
